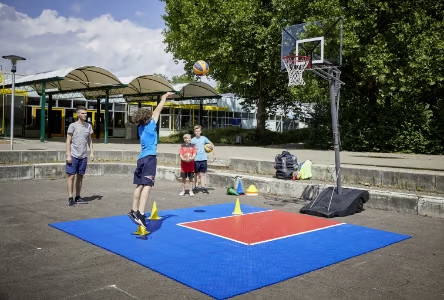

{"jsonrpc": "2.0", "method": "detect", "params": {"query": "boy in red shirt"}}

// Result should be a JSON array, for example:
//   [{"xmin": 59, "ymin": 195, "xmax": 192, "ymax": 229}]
[{"xmin": 179, "ymin": 133, "xmax": 196, "ymax": 196}]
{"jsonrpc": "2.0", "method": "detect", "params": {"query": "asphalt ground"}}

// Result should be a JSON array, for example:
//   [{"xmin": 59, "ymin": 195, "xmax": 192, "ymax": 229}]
[{"xmin": 0, "ymin": 176, "xmax": 443, "ymax": 300}]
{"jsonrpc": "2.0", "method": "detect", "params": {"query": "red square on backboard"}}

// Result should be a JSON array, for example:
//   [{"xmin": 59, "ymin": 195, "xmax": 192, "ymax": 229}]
[{"xmin": 178, "ymin": 210, "xmax": 343, "ymax": 245}]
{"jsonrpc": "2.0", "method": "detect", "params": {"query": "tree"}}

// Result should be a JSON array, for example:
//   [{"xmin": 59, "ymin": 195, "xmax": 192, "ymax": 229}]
[
  {"xmin": 171, "ymin": 73, "xmax": 194, "ymax": 84},
  {"xmin": 162, "ymin": 0, "xmax": 444, "ymax": 152},
  {"xmin": 153, "ymin": 73, "xmax": 170, "ymax": 81},
  {"xmin": 277, "ymin": 0, "xmax": 444, "ymax": 153},
  {"xmin": 162, "ymin": 0, "xmax": 295, "ymax": 136}
]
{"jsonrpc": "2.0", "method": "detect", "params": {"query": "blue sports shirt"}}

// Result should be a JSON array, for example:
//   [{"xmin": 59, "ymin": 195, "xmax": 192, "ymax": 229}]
[
  {"xmin": 138, "ymin": 119, "xmax": 157, "ymax": 159},
  {"xmin": 191, "ymin": 136, "xmax": 211, "ymax": 161}
]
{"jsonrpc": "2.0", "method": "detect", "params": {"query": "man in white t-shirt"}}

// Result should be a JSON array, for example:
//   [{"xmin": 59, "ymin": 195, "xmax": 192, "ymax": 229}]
[{"xmin": 65, "ymin": 106, "xmax": 94, "ymax": 206}]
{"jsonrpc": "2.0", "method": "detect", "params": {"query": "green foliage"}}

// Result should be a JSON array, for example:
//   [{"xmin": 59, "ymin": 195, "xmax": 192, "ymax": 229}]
[
  {"xmin": 283, "ymin": 0, "xmax": 444, "ymax": 154},
  {"xmin": 171, "ymin": 73, "xmax": 194, "ymax": 84},
  {"xmin": 162, "ymin": 0, "xmax": 297, "ymax": 134},
  {"xmin": 153, "ymin": 73, "xmax": 170, "ymax": 81},
  {"xmin": 162, "ymin": 0, "xmax": 444, "ymax": 154},
  {"xmin": 159, "ymin": 127, "xmax": 310, "ymax": 146}
]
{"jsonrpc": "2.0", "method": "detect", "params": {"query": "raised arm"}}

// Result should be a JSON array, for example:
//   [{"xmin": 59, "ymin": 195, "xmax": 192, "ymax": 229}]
[{"xmin": 152, "ymin": 91, "xmax": 175, "ymax": 123}]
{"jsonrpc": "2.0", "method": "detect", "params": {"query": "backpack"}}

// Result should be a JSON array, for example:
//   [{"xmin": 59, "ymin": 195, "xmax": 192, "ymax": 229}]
[
  {"xmin": 274, "ymin": 150, "xmax": 298, "ymax": 180},
  {"xmin": 295, "ymin": 160, "xmax": 312, "ymax": 180}
]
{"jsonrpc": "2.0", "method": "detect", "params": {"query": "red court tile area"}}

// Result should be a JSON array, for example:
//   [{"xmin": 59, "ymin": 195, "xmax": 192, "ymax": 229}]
[{"xmin": 179, "ymin": 210, "xmax": 344, "ymax": 245}]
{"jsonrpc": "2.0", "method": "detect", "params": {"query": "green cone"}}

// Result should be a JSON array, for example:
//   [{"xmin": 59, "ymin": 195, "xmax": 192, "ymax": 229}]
[{"xmin": 227, "ymin": 187, "xmax": 239, "ymax": 196}]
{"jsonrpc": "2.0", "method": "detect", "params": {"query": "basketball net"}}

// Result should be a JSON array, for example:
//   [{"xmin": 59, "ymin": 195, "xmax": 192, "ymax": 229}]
[{"xmin": 282, "ymin": 55, "xmax": 310, "ymax": 86}]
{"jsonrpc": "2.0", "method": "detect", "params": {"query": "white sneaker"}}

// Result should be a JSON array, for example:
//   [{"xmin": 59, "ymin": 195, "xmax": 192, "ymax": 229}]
[
  {"xmin": 179, "ymin": 190, "xmax": 185, "ymax": 196},
  {"xmin": 189, "ymin": 190, "xmax": 194, "ymax": 197}
]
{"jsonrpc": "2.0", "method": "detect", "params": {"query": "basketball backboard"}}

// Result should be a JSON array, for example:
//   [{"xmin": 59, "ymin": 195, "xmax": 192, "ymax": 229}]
[{"xmin": 281, "ymin": 17, "xmax": 343, "ymax": 70}]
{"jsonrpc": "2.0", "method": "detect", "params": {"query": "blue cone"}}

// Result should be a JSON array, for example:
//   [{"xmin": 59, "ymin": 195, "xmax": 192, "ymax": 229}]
[{"xmin": 236, "ymin": 180, "xmax": 245, "ymax": 195}]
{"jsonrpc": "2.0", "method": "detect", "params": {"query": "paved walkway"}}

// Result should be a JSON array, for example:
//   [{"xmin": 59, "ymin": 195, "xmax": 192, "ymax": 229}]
[
  {"xmin": 0, "ymin": 176, "xmax": 443, "ymax": 299},
  {"xmin": 1, "ymin": 137, "xmax": 443, "ymax": 172}
]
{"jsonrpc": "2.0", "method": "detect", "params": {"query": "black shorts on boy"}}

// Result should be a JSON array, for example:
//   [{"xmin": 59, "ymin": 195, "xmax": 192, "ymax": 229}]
[{"xmin": 133, "ymin": 155, "xmax": 157, "ymax": 186}]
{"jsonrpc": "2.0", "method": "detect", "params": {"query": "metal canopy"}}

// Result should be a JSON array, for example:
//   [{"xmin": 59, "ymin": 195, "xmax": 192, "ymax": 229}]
[
  {"xmin": 172, "ymin": 82, "xmax": 220, "ymax": 100},
  {"xmin": 119, "ymin": 75, "xmax": 175, "ymax": 102},
  {"xmin": 4, "ymin": 67, "xmax": 220, "ymax": 100},
  {"xmin": 4, "ymin": 66, "xmax": 126, "ymax": 97},
  {"xmin": 122, "ymin": 78, "xmax": 220, "ymax": 102},
  {"xmin": 2, "ymin": 66, "xmax": 220, "ymax": 144}
]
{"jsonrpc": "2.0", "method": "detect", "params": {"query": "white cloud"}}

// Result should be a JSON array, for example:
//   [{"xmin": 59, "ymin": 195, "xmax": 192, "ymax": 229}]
[
  {"xmin": 0, "ymin": 3, "xmax": 185, "ymax": 81},
  {"xmin": 135, "ymin": 11, "xmax": 146, "ymax": 17}
]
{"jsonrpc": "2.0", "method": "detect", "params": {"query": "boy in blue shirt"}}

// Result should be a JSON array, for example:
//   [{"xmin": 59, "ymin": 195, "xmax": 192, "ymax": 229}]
[
  {"xmin": 191, "ymin": 125, "xmax": 216, "ymax": 194},
  {"xmin": 127, "ymin": 91, "xmax": 175, "ymax": 228}
]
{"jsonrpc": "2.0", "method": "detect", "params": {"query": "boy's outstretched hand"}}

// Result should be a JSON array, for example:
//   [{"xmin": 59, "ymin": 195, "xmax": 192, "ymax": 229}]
[{"xmin": 164, "ymin": 91, "xmax": 175, "ymax": 99}]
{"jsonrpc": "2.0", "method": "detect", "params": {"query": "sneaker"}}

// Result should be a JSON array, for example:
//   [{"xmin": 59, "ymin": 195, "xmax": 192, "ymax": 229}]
[
  {"xmin": 136, "ymin": 211, "xmax": 147, "ymax": 228},
  {"xmin": 68, "ymin": 197, "xmax": 75, "ymax": 206},
  {"xmin": 193, "ymin": 187, "xmax": 201, "ymax": 194},
  {"xmin": 127, "ymin": 210, "xmax": 139, "ymax": 225},
  {"xmin": 201, "ymin": 187, "xmax": 209, "ymax": 194},
  {"xmin": 75, "ymin": 196, "xmax": 88, "ymax": 204},
  {"xmin": 179, "ymin": 190, "xmax": 185, "ymax": 196},
  {"xmin": 189, "ymin": 189, "xmax": 194, "ymax": 197}
]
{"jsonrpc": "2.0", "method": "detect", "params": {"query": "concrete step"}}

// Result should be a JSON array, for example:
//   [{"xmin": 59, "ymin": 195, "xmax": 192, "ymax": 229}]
[
  {"xmin": 0, "ymin": 162, "xmax": 443, "ymax": 219},
  {"xmin": 1, "ymin": 150, "xmax": 443, "ymax": 194}
]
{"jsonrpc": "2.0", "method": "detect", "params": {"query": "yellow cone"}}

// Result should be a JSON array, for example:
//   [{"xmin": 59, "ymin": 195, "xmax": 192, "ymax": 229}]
[
  {"xmin": 232, "ymin": 198, "xmax": 243, "ymax": 215},
  {"xmin": 148, "ymin": 201, "xmax": 161, "ymax": 220},
  {"xmin": 245, "ymin": 184, "xmax": 258, "ymax": 196},
  {"xmin": 132, "ymin": 225, "xmax": 149, "ymax": 235}
]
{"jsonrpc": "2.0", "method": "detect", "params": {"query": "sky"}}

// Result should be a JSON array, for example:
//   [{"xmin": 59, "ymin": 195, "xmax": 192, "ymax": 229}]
[{"xmin": 0, "ymin": 0, "xmax": 193, "ymax": 82}]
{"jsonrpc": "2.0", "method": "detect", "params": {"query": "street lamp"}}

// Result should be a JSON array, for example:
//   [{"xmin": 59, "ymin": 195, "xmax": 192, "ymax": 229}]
[{"xmin": 2, "ymin": 55, "xmax": 26, "ymax": 150}]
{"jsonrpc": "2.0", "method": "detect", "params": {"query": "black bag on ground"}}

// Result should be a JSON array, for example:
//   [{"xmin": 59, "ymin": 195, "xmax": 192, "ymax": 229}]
[{"xmin": 274, "ymin": 150, "xmax": 298, "ymax": 180}]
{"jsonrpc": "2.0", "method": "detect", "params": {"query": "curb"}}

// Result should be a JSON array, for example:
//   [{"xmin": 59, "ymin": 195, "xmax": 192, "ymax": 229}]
[
  {"xmin": 1, "ymin": 150, "xmax": 444, "ymax": 194},
  {"xmin": 1, "ymin": 162, "xmax": 443, "ymax": 219}
]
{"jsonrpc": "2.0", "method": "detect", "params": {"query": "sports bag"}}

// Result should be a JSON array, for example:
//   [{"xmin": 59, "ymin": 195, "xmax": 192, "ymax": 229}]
[{"xmin": 274, "ymin": 150, "xmax": 298, "ymax": 180}]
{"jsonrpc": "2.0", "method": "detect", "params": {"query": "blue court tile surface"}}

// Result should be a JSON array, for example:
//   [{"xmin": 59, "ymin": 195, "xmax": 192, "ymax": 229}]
[{"xmin": 49, "ymin": 204, "xmax": 410, "ymax": 299}]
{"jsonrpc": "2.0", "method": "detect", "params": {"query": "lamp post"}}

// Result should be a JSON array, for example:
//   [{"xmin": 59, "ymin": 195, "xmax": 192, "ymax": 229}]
[{"xmin": 2, "ymin": 55, "xmax": 26, "ymax": 150}]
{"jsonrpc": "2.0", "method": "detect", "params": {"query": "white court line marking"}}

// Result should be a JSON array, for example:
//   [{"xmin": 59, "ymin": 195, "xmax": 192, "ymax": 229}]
[
  {"xmin": 177, "ymin": 224, "xmax": 250, "ymax": 245},
  {"xmin": 178, "ymin": 210, "xmax": 345, "ymax": 246},
  {"xmin": 250, "ymin": 223, "xmax": 346, "ymax": 245},
  {"xmin": 61, "ymin": 284, "xmax": 140, "ymax": 300},
  {"xmin": 176, "ymin": 209, "xmax": 274, "ymax": 226}
]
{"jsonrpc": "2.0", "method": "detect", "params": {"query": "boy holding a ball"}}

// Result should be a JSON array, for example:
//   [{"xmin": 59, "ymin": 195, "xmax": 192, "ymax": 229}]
[{"xmin": 192, "ymin": 125, "xmax": 216, "ymax": 194}]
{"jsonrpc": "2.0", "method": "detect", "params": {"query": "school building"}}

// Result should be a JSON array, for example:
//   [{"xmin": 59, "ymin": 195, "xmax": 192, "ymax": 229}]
[{"xmin": 0, "ymin": 68, "xmax": 308, "ymax": 140}]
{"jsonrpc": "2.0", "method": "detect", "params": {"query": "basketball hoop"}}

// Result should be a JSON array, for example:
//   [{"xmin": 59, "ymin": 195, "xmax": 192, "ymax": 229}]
[{"xmin": 282, "ymin": 55, "xmax": 310, "ymax": 86}]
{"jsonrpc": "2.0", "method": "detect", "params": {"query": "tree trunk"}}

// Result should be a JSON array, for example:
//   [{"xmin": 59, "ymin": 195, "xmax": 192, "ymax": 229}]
[
  {"xmin": 256, "ymin": 74, "xmax": 266, "ymax": 136},
  {"xmin": 256, "ymin": 95, "xmax": 266, "ymax": 136}
]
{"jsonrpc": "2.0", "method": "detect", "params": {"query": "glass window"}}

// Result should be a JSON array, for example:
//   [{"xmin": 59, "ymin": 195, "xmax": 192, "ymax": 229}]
[
  {"xmin": 27, "ymin": 97, "xmax": 40, "ymax": 106},
  {"xmin": 114, "ymin": 103, "xmax": 125, "ymax": 111},
  {"xmin": 234, "ymin": 112, "xmax": 241, "ymax": 119},
  {"xmin": 161, "ymin": 107, "xmax": 170, "ymax": 114},
  {"xmin": 180, "ymin": 115, "xmax": 191, "ymax": 129},
  {"xmin": 73, "ymin": 100, "xmax": 86, "ymax": 108},
  {"xmin": 114, "ymin": 112, "xmax": 125, "ymax": 128},
  {"xmin": 87, "ymin": 101, "xmax": 97, "ymax": 110},
  {"xmin": 58, "ymin": 100, "xmax": 72, "ymax": 108},
  {"xmin": 201, "ymin": 116, "xmax": 209, "ymax": 129},
  {"xmin": 100, "ymin": 103, "xmax": 111, "ymax": 111},
  {"xmin": 217, "ymin": 111, "xmax": 226, "ymax": 117},
  {"xmin": 249, "ymin": 113, "xmax": 255, "ymax": 119},
  {"xmin": 161, "ymin": 115, "xmax": 170, "ymax": 129},
  {"xmin": 181, "ymin": 109, "xmax": 190, "ymax": 116},
  {"xmin": 242, "ymin": 112, "xmax": 248, "ymax": 119}
]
